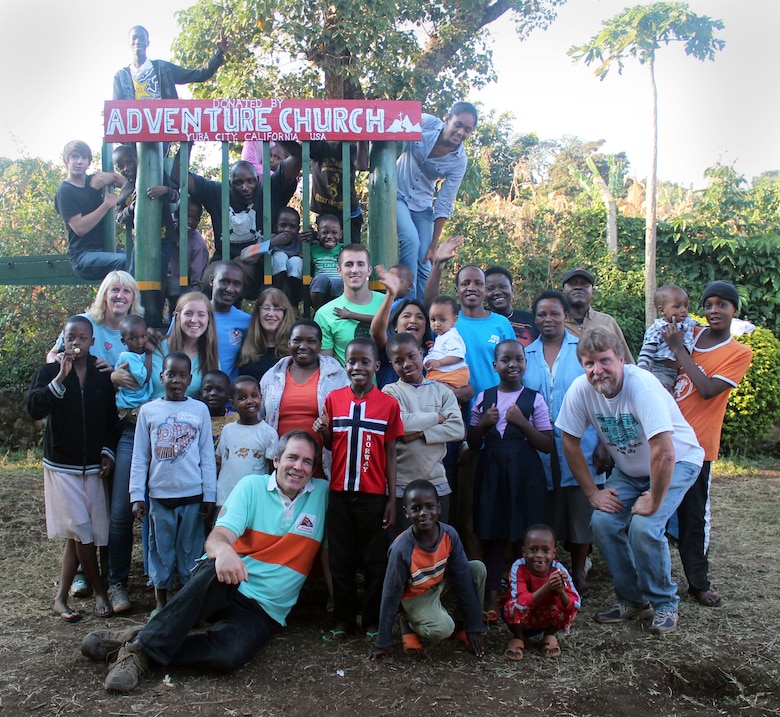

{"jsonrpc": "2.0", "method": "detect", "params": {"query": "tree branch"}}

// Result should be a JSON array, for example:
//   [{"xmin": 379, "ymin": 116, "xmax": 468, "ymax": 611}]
[{"xmin": 406, "ymin": 0, "xmax": 516, "ymax": 101}]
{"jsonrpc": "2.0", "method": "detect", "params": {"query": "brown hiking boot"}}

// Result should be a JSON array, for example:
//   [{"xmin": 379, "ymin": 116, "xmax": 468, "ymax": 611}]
[
  {"xmin": 103, "ymin": 641, "xmax": 150, "ymax": 693},
  {"xmin": 82, "ymin": 625, "xmax": 143, "ymax": 662}
]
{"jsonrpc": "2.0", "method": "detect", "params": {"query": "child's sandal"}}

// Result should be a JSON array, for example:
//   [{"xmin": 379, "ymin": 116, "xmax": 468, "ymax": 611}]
[
  {"xmin": 503, "ymin": 637, "xmax": 525, "ymax": 661},
  {"xmin": 482, "ymin": 609, "xmax": 499, "ymax": 624},
  {"xmin": 401, "ymin": 632, "xmax": 425, "ymax": 655},
  {"xmin": 540, "ymin": 635, "xmax": 561, "ymax": 658}
]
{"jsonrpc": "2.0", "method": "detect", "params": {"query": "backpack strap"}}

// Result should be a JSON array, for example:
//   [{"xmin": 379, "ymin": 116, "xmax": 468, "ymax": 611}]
[
  {"xmin": 478, "ymin": 386, "xmax": 498, "ymax": 412},
  {"xmin": 515, "ymin": 386, "xmax": 537, "ymax": 420}
]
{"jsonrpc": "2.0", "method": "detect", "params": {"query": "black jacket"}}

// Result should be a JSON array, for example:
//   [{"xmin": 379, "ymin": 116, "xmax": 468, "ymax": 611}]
[
  {"xmin": 27, "ymin": 356, "xmax": 119, "ymax": 473},
  {"xmin": 112, "ymin": 53, "xmax": 224, "ymax": 100}
]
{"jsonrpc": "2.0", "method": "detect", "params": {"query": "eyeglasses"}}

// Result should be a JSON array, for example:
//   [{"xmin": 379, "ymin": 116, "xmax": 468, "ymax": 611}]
[{"xmin": 260, "ymin": 305, "xmax": 285, "ymax": 314}]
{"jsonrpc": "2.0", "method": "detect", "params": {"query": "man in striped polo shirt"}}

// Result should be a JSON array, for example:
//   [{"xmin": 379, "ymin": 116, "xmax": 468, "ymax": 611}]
[{"xmin": 83, "ymin": 430, "xmax": 328, "ymax": 693}]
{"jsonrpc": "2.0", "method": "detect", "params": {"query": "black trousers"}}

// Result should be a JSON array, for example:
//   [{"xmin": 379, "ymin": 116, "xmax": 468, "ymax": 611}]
[
  {"xmin": 676, "ymin": 461, "xmax": 712, "ymax": 594},
  {"xmin": 138, "ymin": 558, "xmax": 275, "ymax": 671},
  {"xmin": 327, "ymin": 491, "xmax": 388, "ymax": 629}
]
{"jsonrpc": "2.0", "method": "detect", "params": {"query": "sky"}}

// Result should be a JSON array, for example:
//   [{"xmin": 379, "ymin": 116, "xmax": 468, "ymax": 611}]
[{"xmin": 1, "ymin": 0, "xmax": 776, "ymax": 187}]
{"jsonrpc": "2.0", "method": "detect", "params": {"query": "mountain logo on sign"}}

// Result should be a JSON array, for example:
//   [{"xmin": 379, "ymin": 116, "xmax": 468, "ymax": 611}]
[{"xmin": 386, "ymin": 113, "xmax": 421, "ymax": 133}]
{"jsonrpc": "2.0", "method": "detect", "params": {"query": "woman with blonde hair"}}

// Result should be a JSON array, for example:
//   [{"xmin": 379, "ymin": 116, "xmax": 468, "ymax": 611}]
[
  {"xmin": 47, "ymin": 270, "xmax": 143, "ymax": 368},
  {"xmin": 237, "ymin": 287, "xmax": 295, "ymax": 381}
]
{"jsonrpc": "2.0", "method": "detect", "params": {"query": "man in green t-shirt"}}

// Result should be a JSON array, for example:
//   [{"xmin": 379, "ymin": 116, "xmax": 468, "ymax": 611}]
[{"xmin": 314, "ymin": 243, "xmax": 384, "ymax": 365}]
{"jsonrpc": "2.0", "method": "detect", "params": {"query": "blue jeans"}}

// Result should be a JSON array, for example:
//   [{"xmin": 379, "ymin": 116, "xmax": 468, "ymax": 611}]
[
  {"xmin": 590, "ymin": 462, "xmax": 700, "ymax": 612},
  {"xmin": 309, "ymin": 274, "xmax": 344, "ymax": 298},
  {"xmin": 397, "ymin": 199, "xmax": 433, "ymax": 300},
  {"xmin": 70, "ymin": 251, "xmax": 127, "ymax": 280},
  {"xmin": 108, "ymin": 424, "xmax": 135, "ymax": 587},
  {"xmin": 148, "ymin": 499, "xmax": 205, "ymax": 590}
]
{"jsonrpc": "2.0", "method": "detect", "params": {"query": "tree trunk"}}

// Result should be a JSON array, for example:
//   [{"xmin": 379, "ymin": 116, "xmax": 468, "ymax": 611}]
[
  {"xmin": 586, "ymin": 157, "xmax": 618, "ymax": 260},
  {"xmin": 644, "ymin": 59, "xmax": 658, "ymax": 327}
]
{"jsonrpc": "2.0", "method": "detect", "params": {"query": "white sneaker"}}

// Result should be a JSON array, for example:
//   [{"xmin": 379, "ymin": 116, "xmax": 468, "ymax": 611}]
[{"xmin": 108, "ymin": 583, "xmax": 131, "ymax": 614}]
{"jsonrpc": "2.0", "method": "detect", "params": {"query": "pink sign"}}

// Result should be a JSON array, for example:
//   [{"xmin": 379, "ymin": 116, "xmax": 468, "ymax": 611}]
[{"xmin": 104, "ymin": 99, "xmax": 422, "ymax": 142}]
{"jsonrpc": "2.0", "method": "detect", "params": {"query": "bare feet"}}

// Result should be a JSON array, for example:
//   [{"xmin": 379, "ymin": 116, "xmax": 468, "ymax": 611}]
[
  {"xmin": 53, "ymin": 598, "xmax": 82, "ymax": 623},
  {"xmin": 94, "ymin": 594, "xmax": 113, "ymax": 618}
]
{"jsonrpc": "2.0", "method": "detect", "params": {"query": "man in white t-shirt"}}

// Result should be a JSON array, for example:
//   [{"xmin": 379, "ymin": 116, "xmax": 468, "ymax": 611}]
[{"xmin": 556, "ymin": 327, "xmax": 703, "ymax": 635}]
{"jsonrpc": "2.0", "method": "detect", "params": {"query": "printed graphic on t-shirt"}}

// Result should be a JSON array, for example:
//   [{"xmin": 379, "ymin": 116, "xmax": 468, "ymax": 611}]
[
  {"xmin": 229, "ymin": 327, "xmax": 244, "ymax": 346},
  {"xmin": 353, "ymin": 321, "xmax": 372, "ymax": 340},
  {"xmin": 131, "ymin": 64, "xmax": 161, "ymax": 99},
  {"xmin": 673, "ymin": 369, "xmax": 701, "ymax": 402},
  {"xmin": 155, "ymin": 415, "xmax": 198, "ymax": 461},
  {"xmin": 595, "ymin": 413, "xmax": 642, "ymax": 455},
  {"xmin": 229, "ymin": 207, "xmax": 258, "ymax": 244}
]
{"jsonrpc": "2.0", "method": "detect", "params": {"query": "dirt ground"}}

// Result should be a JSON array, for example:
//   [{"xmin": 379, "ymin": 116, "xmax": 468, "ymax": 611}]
[{"xmin": 1, "ymin": 460, "xmax": 779, "ymax": 717}]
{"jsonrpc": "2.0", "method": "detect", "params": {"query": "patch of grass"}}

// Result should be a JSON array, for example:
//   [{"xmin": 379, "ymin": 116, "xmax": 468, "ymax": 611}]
[
  {"xmin": 0, "ymin": 465, "xmax": 779, "ymax": 716},
  {"xmin": 714, "ymin": 454, "xmax": 780, "ymax": 477},
  {"xmin": 0, "ymin": 447, "xmax": 43, "ymax": 472}
]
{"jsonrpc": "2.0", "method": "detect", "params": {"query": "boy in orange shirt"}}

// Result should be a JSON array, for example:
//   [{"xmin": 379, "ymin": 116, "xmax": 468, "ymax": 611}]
[
  {"xmin": 665, "ymin": 280, "xmax": 753, "ymax": 607},
  {"xmin": 369, "ymin": 480, "xmax": 485, "ymax": 659}
]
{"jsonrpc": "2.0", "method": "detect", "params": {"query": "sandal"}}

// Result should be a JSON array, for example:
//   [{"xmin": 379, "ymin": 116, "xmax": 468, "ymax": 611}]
[
  {"xmin": 94, "ymin": 600, "xmax": 113, "ymax": 618},
  {"xmin": 482, "ymin": 609, "xmax": 499, "ymax": 624},
  {"xmin": 401, "ymin": 632, "xmax": 425, "ymax": 655},
  {"xmin": 540, "ymin": 635, "xmax": 561, "ymax": 658},
  {"xmin": 691, "ymin": 589, "xmax": 722, "ymax": 607},
  {"xmin": 503, "ymin": 637, "xmax": 525, "ymax": 661},
  {"xmin": 322, "ymin": 625, "xmax": 349, "ymax": 643}
]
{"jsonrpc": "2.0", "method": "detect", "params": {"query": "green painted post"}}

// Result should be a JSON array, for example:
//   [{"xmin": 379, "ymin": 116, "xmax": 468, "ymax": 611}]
[
  {"xmin": 221, "ymin": 142, "xmax": 230, "ymax": 261},
  {"xmin": 341, "ymin": 141, "xmax": 351, "ymax": 244},
  {"xmin": 101, "ymin": 143, "xmax": 117, "ymax": 253},
  {"xmin": 368, "ymin": 141, "xmax": 397, "ymax": 289},
  {"xmin": 262, "ymin": 141, "xmax": 272, "ymax": 288},
  {"xmin": 178, "ymin": 142, "xmax": 190, "ymax": 298},
  {"xmin": 136, "ymin": 141, "xmax": 163, "ymax": 327}
]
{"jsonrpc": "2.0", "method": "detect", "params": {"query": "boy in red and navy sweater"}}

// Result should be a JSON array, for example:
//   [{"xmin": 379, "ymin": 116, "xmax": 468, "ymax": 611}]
[{"xmin": 314, "ymin": 338, "xmax": 403, "ymax": 642}]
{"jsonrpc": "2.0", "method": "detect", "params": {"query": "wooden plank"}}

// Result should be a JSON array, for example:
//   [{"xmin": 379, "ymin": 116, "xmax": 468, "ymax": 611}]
[{"xmin": 0, "ymin": 255, "xmax": 99, "ymax": 285}]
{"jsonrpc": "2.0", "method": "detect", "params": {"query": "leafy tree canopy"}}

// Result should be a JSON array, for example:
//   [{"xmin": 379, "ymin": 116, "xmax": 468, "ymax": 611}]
[
  {"xmin": 567, "ymin": 1, "xmax": 725, "ymax": 76},
  {"xmin": 172, "ymin": 0, "xmax": 564, "ymax": 109}
]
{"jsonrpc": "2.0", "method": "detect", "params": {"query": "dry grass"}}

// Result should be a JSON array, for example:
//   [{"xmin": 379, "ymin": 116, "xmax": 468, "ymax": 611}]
[{"xmin": 1, "ymin": 462, "xmax": 779, "ymax": 716}]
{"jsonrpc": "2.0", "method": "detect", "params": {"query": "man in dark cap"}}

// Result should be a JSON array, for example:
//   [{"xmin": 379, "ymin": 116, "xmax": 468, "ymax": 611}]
[{"xmin": 561, "ymin": 268, "xmax": 634, "ymax": 363}]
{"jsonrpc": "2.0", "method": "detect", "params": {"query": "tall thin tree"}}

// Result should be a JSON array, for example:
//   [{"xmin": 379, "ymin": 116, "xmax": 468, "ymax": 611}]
[{"xmin": 569, "ymin": 2, "xmax": 724, "ymax": 325}]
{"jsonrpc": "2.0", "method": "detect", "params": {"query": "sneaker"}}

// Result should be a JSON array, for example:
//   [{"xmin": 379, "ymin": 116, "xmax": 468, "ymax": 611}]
[
  {"xmin": 81, "ymin": 625, "xmax": 143, "ymax": 662},
  {"xmin": 104, "ymin": 641, "xmax": 150, "ymax": 693},
  {"xmin": 69, "ymin": 572, "xmax": 92, "ymax": 599},
  {"xmin": 646, "ymin": 608, "xmax": 678, "ymax": 635},
  {"xmin": 108, "ymin": 584, "xmax": 132, "ymax": 614},
  {"xmin": 594, "ymin": 600, "xmax": 655, "ymax": 624}
]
